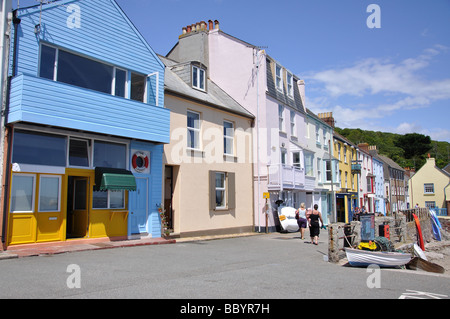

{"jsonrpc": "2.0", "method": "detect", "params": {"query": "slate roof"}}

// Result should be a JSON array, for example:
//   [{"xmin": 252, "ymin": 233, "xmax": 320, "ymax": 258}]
[
  {"xmin": 443, "ymin": 163, "xmax": 450, "ymax": 174},
  {"xmin": 376, "ymin": 154, "xmax": 405, "ymax": 171},
  {"xmin": 265, "ymin": 55, "xmax": 306, "ymax": 114},
  {"xmin": 158, "ymin": 55, "xmax": 254, "ymax": 119}
]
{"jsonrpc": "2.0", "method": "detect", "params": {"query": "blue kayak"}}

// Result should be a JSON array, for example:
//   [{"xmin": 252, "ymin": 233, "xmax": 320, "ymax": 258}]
[{"xmin": 430, "ymin": 210, "xmax": 442, "ymax": 241}]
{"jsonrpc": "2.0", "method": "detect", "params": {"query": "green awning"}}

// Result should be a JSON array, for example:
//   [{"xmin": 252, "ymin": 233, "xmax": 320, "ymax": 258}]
[{"xmin": 94, "ymin": 167, "xmax": 137, "ymax": 191}]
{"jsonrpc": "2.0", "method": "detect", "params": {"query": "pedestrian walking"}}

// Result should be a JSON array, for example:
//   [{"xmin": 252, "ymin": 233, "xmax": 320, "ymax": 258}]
[
  {"xmin": 296, "ymin": 203, "xmax": 308, "ymax": 240},
  {"xmin": 307, "ymin": 204, "xmax": 324, "ymax": 245}
]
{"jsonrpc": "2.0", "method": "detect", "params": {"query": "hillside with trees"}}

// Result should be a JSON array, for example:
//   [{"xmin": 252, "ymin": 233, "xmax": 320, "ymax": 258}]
[{"xmin": 335, "ymin": 128, "xmax": 450, "ymax": 171}]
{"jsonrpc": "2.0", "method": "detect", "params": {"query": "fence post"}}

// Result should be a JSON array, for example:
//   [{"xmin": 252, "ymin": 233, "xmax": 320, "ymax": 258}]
[{"xmin": 328, "ymin": 224, "xmax": 340, "ymax": 263}]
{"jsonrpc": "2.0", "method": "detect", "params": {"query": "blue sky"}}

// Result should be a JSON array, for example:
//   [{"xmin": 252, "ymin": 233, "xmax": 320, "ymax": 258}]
[{"xmin": 15, "ymin": 0, "xmax": 450, "ymax": 142}]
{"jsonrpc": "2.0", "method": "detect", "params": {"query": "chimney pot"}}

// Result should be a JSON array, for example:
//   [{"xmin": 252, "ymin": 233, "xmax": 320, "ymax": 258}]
[
  {"xmin": 186, "ymin": 25, "xmax": 191, "ymax": 33},
  {"xmin": 214, "ymin": 19, "xmax": 220, "ymax": 29},
  {"xmin": 182, "ymin": 27, "xmax": 187, "ymax": 35},
  {"xmin": 200, "ymin": 21, "xmax": 206, "ymax": 30},
  {"xmin": 208, "ymin": 20, "xmax": 213, "ymax": 30}
]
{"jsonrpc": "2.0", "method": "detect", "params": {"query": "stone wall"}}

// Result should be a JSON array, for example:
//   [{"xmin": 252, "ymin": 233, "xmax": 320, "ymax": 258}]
[{"xmin": 328, "ymin": 211, "xmax": 433, "ymax": 263}]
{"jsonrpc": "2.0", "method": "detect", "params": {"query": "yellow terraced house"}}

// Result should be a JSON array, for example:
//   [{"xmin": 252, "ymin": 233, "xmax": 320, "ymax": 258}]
[{"xmin": 333, "ymin": 132, "xmax": 359, "ymax": 223}]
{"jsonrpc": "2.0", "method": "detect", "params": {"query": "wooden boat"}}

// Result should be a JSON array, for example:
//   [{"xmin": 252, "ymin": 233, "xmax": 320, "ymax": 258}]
[
  {"xmin": 406, "ymin": 257, "xmax": 445, "ymax": 274},
  {"xmin": 345, "ymin": 248, "xmax": 412, "ymax": 268}
]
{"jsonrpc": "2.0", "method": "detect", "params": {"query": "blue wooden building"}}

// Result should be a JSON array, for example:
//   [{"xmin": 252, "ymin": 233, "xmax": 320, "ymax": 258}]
[{"xmin": 2, "ymin": 0, "xmax": 169, "ymax": 247}]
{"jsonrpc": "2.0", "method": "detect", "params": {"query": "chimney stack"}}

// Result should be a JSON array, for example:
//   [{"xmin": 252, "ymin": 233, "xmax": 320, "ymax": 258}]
[
  {"xmin": 358, "ymin": 143, "xmax": 369, "ymax": 152},
  {"xmin": 180, "ymin": 19, "xmax": 220, "ymax": 38},
  {"xmin": 317, "ymin": 112, "xmax": 335, "ymax": 128}
]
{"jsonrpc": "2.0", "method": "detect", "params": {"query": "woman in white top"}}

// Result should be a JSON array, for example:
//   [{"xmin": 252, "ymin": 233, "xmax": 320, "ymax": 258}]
[{"xmin": 296, "ymin": 203, "xmax": 308, "ymax": 240}]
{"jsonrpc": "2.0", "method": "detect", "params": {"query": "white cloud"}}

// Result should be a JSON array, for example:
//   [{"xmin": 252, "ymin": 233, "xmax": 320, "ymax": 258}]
[
  {"xmin": 304, "ymin": 45, "xmax": 450, "ymax": 142},
  {"xmin": 305, "ymin": 45, "xmax": 450, "ymax": 100},
  {"xmin": 393, "ymin": 122, "xmax": 450, "ymax": 142}
]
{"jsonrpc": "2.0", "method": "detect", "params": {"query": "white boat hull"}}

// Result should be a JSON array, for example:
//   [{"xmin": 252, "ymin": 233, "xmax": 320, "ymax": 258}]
[
  {"xmin": 345, "ymin": 248, "xmax": 411, "ymax": 268},
  {"xmin": 278, "ymin": 207, "xmax": 299, "ymax": 233}
]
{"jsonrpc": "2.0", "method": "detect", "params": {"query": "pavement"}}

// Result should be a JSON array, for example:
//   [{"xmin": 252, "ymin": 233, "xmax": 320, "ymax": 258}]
[{"xmin": 0, "ymin": 232, "xmax": 261, "ymax": 260}]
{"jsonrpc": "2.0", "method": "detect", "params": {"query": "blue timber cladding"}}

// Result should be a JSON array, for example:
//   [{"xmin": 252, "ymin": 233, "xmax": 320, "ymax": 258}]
[
  {"xmin": 10, "ymin": 0, "xmax": 168, "ymax": 142},
  {"xmin": 9, "ymin": 75, "xmax": 170, "ymax": 142}
]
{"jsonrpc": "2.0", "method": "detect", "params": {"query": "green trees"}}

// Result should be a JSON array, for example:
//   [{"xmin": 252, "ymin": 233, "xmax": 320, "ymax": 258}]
[{"xmin": 335, "ymin": 128, "xmax": 449, "ymax": 170}]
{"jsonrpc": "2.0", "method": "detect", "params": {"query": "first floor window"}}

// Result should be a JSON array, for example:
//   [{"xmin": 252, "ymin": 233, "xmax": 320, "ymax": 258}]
[
  {"xmin": 424, "ymin": 183, "xmax": 434, "ymax": 194},
  {"xmin": 187, "ymin": 111, "xmax": 200, "ymax": 149},
  {"xmin": 10, "ymin": 174, "xmax": 35, "ymax": 213},
  {"xmin": 325, "ymin": 160, "xmax": 332, "ymax": 182},
  {"xmin": 209, "ymin": 171, "xmax": 235, "ymax": 210},
  {"xmin": 39, "ymin": 44, "xmax": 150, "ymax": 103},
  {"xmin": 114, "ymin": 68, "xmax": 127, "ymax": 98},
  {"xmin": 131, "ymin": 72, "xmax": 147, "ymax": 102},
  {"xmin": 317, "ymin": 158, "xmax": 322, "ymax": 181},
  {"xmin": 293, "ymin": 152, "xmax": 301, "ymax": 169},
  {"xmin": 345, "ymin": 172, "xmax": 348, "ymax": 189},
  {"xmin": 278, "ymin": 105, "xmax": 284, "ymax": 132},
  {"xmin": 305, "ymin": 153, "xmax": 314, "ymax": 177},
  {"xmin": 290, "ymin": 111, "xmax": 296, "ymax": 136},
  {"xmin": 58, "ymin": 48, "xmax": 113, "ymax": 94},
  {"xmin": 223, "ymin": 121, "xmax": 234, "ymax": 155},
  {"xmin": 93, "ymin": 140, "xmax": 127, "ymax": 169}
]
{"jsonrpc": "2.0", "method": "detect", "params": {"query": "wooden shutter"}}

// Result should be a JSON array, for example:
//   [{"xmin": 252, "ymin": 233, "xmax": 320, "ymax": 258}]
[
  {"xmin": 227, "ymin": 172, "xmax": 236, "ymax": 210},
  {"xmin": 209, "ymin": 170, "xmax": 216, "ymax": 210}
]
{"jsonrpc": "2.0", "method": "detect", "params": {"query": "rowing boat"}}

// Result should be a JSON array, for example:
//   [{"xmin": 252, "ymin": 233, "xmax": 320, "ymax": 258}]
[{"xmin": 345, "ymin": 248, "xmax": 412, "ymax": 268}]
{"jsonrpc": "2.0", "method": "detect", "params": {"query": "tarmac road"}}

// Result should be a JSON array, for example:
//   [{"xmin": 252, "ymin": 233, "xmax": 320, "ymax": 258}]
[{"xmin": 0, "ymin": 230, "xmax": 449, "ymax": 300}]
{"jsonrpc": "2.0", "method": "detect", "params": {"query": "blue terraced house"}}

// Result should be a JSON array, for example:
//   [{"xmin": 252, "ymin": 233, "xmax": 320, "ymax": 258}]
[{"xmin": 1, "ymin": 0, "xmax": 170, "ymax": 248}]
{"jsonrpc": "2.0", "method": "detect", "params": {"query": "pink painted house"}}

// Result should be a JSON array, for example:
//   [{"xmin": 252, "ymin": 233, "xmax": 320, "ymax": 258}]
[{"xmin": 167, "ymin": 20, "xmax": 326, "ymax": 231}]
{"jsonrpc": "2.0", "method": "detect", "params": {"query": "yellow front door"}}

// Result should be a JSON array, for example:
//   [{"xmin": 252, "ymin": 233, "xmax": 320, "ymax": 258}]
[
  {"xmin": 36, "ymin": 175, "xmax": 65, "ymax": 243},
  {"xmin": 8, "ymin": 173, "xmax": 65, "ymax": 245}
]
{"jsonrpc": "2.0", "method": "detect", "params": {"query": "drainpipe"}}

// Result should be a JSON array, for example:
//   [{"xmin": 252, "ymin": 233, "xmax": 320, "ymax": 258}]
[
  {"xmin": 1, "ymin": 9, "xmax": 20, "ymax": 249},
  {"xmin": 256, "ymin": 49, "xmax": 260, "ymax": 232}
]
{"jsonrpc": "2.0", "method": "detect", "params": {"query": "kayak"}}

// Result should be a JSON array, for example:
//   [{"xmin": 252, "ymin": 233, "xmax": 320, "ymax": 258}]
[
  {"xmin": 429, "ymin": 209, "xmax": 442, "ymax": 241},
  {"xmin": 412, "ymin": 213, "xmax": 425, "ymax": 251}
]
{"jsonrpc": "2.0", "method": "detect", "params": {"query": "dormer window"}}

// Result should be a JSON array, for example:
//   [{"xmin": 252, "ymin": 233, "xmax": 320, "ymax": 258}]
[
  {"xmin": 192, "ymin": 65, "xmax": 206, "ymax": 91},
  {"xmin": 276, "ymin": 64, "xmax": 283, "ymax": 92},
  {"xmin": 286, "ymin": 72, "xmax": 293, "ymax": 97}
]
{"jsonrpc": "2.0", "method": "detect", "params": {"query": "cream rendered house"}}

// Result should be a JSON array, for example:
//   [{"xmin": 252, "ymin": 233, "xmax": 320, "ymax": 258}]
[
  {"xmin": 409, "ymin": 157, "xmax": 450, "ymax": 214},
  {"xmin": 160, "ymin": 55, "xmax": 255, "ymax": 238}
]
